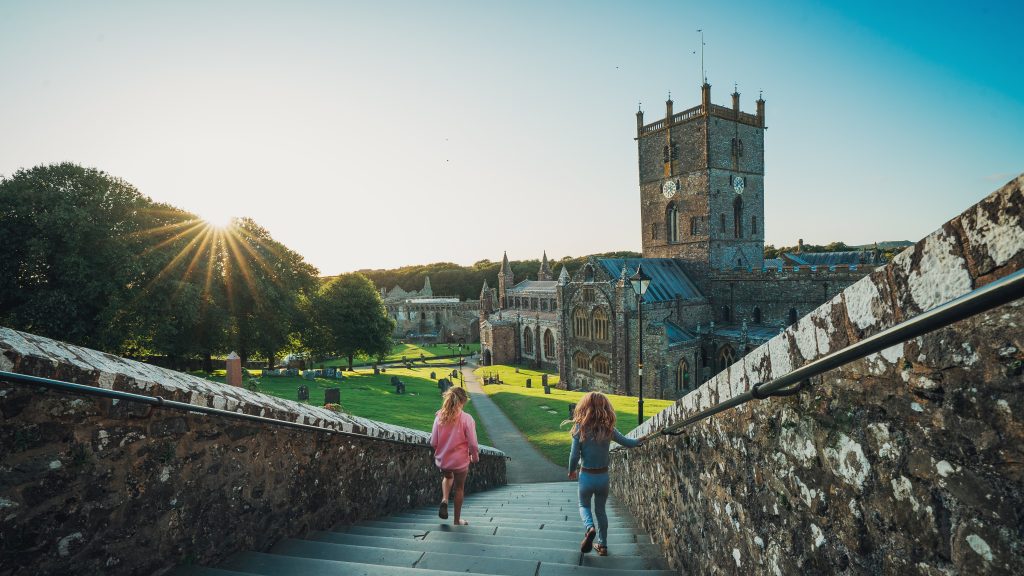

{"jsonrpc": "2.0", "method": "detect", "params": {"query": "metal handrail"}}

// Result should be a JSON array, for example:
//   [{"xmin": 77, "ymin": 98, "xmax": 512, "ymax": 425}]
[
  {"xmin": 0, "ymin": 370, "xmax": 425, "ymax": 448},
  {"xmin": 637, "ymin": 268, "xmax": 1024, "ymax": 441}
]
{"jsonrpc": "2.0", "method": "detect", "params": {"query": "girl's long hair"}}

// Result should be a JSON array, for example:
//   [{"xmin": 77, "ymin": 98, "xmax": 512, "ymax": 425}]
[
  {"xmin": 437, "ymin": 386, "xmax": 469, "ymax": 424},
  {"xmin": 563, "ymin": 392, "xmax": 616, "ymax": 442}
]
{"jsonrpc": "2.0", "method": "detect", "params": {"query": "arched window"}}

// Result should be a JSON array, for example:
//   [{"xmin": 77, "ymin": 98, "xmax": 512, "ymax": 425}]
[
  {"xmin": 718, "ymin": 344, "xmax": 735, "ymax": 370},
  {"xmin": 592, "ymin": 355, "xmax": 610, "ymax": 375},
  {"xmin": 722, "ymin": 305, "xmax": 732, "ymax": 322},
  {"xmin": 751, "ymin": 215, "xmax": 758, "ymax": 236},
  {"xmin": 733, "ymin": 197, "xmax": 743, "ymax": 238},
  {"xmin": 719, "ymin": 213, "xmax": 726, "ymax": 235},
  {"xmin": 700, "ymin": 347, "xmax": 708, "ymax": 368},
  {"xmin": 788, "ymin": 308, "xmax": 798, "ymax": 324},
  {"xmin": 584, "ymin": 265, "xmax": 595, "ymax": 282},
  {"xmin": 574, "ymin": 352, "xmax": 590, "ymax": 371},
  {"xmin": 573, "ymin": 307, "xmax": 590, "ymax": 338},
  {"xmin": 523, "ymin": 327, "xmax": 534, "ymax": 355},
  {"xmin": 592, "ymin": 308, "xmax": 610, "ymax": 341},
  {"xmin": 675, "ymin": 359, "xmax": 689, "ymax": 392},
  {"xmin": 666, "ymin": 203, "xmax": 679, "ymax": 243},
  {"xmin": 435, "ymin": 311, "xmax": 441, "ymax": 323},
  {"xmin": 690, "ymin": 216, "xmax": 698, "ymax": 236},
  {"xmin": 753, "ymin": 306, "xmax": 762, "ymax": 324},
  {"xmin": 543, "ymin": 329, "xmax": 556, "ymax": 360}
]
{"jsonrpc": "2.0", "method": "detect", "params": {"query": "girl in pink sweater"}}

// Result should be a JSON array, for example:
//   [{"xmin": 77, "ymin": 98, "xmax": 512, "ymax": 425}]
[{"xmin": 430, "ymin": 386, "xmax": 479, "ymax": 525}]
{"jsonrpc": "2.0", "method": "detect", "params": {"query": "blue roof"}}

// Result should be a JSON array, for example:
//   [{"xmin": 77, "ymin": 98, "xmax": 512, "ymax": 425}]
[
  {"xmin": 783, "ymin": 251, "xmax": 882, "ymax": 267},
  {"xmin": 596, "ymin": 258, "xmax": 703, "ymax": 303},
  {"xmin": 664, "ymin": 321, "xmax": 697, "ymax": 346}
]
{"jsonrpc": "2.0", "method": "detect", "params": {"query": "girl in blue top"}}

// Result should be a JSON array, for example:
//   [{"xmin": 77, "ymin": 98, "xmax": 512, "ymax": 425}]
[{"xmin": 566, "ymin": 392, "xmax": 643, "ymax": 556}]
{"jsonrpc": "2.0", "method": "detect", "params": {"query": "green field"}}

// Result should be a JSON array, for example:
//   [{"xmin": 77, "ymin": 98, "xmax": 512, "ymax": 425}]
[
  {"xmin": 474, "ymin": 364, "xmax": 675, "ymax": 466},
  {"xmin": 199, "ymin": 367, "xmax": 491, "ymax": 446},
  {"xmin": 318, "ymin": 342, "xmax": 480, "ymax": 368}
]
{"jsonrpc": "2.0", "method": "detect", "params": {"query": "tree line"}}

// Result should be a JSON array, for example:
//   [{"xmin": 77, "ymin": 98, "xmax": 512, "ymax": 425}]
[{"xmin": 0, "ymin": 163, "xmax": 393, "ymax": 371}]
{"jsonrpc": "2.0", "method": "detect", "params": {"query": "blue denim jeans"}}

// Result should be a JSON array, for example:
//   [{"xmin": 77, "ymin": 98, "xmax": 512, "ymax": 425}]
[{"xmin": 578, "ymin": 471, "xmax": 610, "ymax": 545}]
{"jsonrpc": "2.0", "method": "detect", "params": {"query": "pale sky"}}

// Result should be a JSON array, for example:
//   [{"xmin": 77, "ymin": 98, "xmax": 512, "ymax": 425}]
[{"xmin": 2, "ymin": 1, "xmax": 1021, "ymax": 274}]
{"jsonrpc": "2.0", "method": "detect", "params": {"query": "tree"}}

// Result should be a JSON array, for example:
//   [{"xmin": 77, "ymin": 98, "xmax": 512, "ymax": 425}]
[
  {"xmin": 0, "ymin": 163, "xmax": 153, "ymax": 349},
  {"xmin": 224, "ymin": 218, "xmax": 318, "ymax": 367},
  {"xmin": 309, "ymin": 273, "xmax": 394, "ymax": 370}
]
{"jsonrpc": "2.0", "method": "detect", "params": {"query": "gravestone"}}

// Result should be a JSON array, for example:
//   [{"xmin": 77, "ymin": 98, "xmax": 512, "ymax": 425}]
[
  {"xmin": 430, "ymin": 371, "xmax": 436, "ymax": 380},
  {"xmin": 324, "ymin": 388, "xmax": 340, "ymax": 405},
  {"xmin": 297, "ymin": 386, "xmax": 309, "ymax": 401},
  {"xmin": 542, "ymin": 374, "xmax": 549, "ymax": 386},
  {"xmin": 451, "ymin": 370, "xmax": 458, "ymax": 379},
  {"xmin": 543, "ymin": 384, "xmax": 551, "ymax": 394},
  {"xmin": 390, "ymin": 376, "xmax": 401, "ymax": 386},
  {"xmin": 373, "ymin": 365, "xmax": 380, "ymax": 375},
  {"xmin": 568, "ymin": 403, "xmax": 576, "ymax": 418},
  {"xmin": 526, "ymin": 378, "xmax": 532, "ymax": 388}
]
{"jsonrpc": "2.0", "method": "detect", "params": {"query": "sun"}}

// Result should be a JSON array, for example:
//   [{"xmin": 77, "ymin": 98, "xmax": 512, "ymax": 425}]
[{"xmin": 196, "ymin": 208, "xmax": 235, "ymax": 230}]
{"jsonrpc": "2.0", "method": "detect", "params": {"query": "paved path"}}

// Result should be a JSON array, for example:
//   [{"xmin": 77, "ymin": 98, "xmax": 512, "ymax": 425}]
[{"xmin": 461, "ymin": 363, "xmax": 567, "ymax": 484}]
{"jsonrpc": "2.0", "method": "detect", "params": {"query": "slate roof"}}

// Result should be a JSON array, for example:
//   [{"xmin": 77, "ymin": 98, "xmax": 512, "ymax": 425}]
[
  {"xmin": 664, "ymin": 321, "xmax": 698, "ymax": 346},
  {"xmin": 763, "ymin": 258, "xmax": 785, "ymax": 269},
  {"xmin": 783, "ymin": 251, "xmax": 881, "ymax": 267},
  {"xmin": 596, "ymin": 258, "xmax": 704, "ymax": 303},
  {"xmin": 508, "ymin": 280, "xmax": 558, "ymax": 293},
  {"xmin": 709, "ymin": 323, "xmax": 783, "ymax": 342}
]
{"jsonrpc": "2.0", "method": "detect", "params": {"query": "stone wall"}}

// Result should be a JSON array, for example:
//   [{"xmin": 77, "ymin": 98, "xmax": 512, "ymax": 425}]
[
  {"xmin": 0, "ymin": 329, "xmax": 506, "ymax": 576},
  {"xmin": 610, "ymin": 175, "xmax": 1024, "ymax": 575}
]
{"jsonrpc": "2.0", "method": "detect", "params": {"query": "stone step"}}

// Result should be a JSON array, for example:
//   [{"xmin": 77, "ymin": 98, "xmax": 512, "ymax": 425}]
[
  {"xmin": 219, "ymin": 551, "xmax": 505, "ymax": 576},
  {"xmin": 170, "ymin": 567, "xmax": 259, "ymax": 576},
  {"xmin": 419, "ymin": 530, "xmax": 651, "ymax": 556},
  {"xmin": 307, "ymin": 531, "xmax": 583, "ymax": 564},
  {"xmin": 395, "ymin": 509, "xmax": 635, "ymax": 525},
  {"xmin": 354, "ymin": 519, "xmax": 638, "ymax": 539}
]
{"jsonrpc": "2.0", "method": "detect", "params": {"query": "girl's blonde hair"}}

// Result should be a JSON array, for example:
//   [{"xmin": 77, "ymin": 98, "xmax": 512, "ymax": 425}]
[
  {"xmin": 437, "ymin": 386, "xmax": 469, "ymax": 424},
  {"xmin": 563, "ymin": 392, "xmax": 616, "ymax": 442}
]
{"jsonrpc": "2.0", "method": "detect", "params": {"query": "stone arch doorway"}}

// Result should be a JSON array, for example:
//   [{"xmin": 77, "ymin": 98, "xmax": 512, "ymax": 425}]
[{"xmin": 482, "ymin": 349, "xmax": 492, "ymax": 366}]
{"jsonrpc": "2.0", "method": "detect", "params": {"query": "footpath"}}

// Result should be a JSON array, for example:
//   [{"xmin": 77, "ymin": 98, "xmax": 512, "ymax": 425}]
[{"xmin": 460, "ymin": 363, "xmax": 567, "ymax": 484}]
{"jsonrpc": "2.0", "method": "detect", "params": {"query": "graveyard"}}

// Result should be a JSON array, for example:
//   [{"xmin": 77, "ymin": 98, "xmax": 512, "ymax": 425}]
[
  {"xmin": 198, "ymin": 366, "xmax": 491, "ymax": 446},
  {"xmin": 473, "ymin": 364, "xmax": 674, "ymax": 465},
  {"xmin": 318, "ymin": 342, "xmax": 480, "ymax": 368}
]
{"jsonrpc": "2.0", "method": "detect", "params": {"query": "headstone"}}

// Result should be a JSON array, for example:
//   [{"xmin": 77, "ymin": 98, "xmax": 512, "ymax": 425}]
[
  {"xmin": 297, "ymin": 386, "xmax": 309, "ymax": 401},
  {"xmin": 430, "ymin": 371, "xmax": 436, "ymax": 380},
  {"xmin": 544, "ymin": 385, "xmax": 551, "ymax": 394},
  {"xmin": 451, "ymin": 369, "xmax": 458, "ymax": 378},
  {"xmin": 526, "ymin": 378, "xmax": 532, "ymax": 388},
  {"xmin": 324, "ymin": 388, "xmax": 340, "ymax": 405},
  {"xmin": 390, "ymin": 376, "xmax": 401, "ymax": 386},
  {"xmin": 381, "ymin": 367, "xmax": 386, "ymax": 373},
  {"xmin": 226, "ymin": 352, "xmax": 242, "ymax": 387},
  {"xmin": 515, "ymin": 367, "xmax": 520, "ymax": 373},
  {"xmin": 373, "ymin": 365, "xmax": 380, "ymax": 375},
  {"xmin": 542, "ymin": 374, "xmax": 549, "ymax": 386},
  {"xmin": 568, "ymin": 403, "xmax": 576, "ymax": 418}
]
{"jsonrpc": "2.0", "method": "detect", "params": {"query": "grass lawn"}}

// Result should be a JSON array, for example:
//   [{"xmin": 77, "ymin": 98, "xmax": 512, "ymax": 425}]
[
  {"xmin": 474, "ymin": 364, "xmax": 675, "ymax": 466},
  {"xmin": 318, "ymin": 342, "xmax": 481, "ymax": 368},
  {"xmin": 198, "ymin": 367, "xmax": 492, "ymax": 446}
]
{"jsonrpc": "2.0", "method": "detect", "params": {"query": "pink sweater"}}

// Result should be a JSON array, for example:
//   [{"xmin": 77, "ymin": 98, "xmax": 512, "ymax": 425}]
[{"xmin": 430, "ymin": 410, "xmax": 479, "ymax": 471}]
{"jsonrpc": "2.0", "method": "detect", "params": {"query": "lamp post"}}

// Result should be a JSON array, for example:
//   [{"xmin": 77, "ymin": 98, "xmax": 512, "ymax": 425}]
[{"xmin": 629, "ymin": 264, "xmax": 651, "ymax": 425}]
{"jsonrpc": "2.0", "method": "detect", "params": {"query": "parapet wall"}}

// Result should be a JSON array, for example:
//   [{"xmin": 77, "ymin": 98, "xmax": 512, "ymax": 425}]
[
  {"xmin": 611, "ymin": 175, "xmax": 1024, "ymax": 575},
  {"xmin": 0, "ymin": 330, "xmax": 506, "ymax": 576}
]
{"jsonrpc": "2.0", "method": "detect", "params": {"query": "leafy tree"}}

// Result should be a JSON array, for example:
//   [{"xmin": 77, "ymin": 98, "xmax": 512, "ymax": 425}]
[
  {"xmin": 224, "ymin": 218, "xmax": 318, "ymax": 367},
  {"xmin": 0, "ymin": 164, "xmax": 153, "ymax": 349},
  {"xmin": 309, "ymin": 273, "xmax": 394, "ymax": 370}
]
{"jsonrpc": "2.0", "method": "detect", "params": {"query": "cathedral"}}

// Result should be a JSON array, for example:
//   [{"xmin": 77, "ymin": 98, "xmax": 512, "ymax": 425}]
[{"xmin": 479, "ymin": 83, "xmax": 883, "ymax": 399}]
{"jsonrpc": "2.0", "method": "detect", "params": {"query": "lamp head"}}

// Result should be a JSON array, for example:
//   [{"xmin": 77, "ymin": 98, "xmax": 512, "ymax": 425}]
[{"xmin": 629, "ymin": 263, "xmax": 651, "ymax": 297}]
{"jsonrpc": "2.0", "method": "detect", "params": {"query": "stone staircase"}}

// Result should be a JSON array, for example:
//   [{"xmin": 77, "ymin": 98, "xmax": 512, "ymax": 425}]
[{"xmin": 173, "ymin": 482, "xmax": 671, "ymax": 576}]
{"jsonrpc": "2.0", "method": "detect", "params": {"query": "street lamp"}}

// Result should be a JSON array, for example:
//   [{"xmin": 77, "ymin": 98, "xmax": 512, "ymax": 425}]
[{"xmin": 629, "ymin": 263, "xmax": 651, "ymax": 425}]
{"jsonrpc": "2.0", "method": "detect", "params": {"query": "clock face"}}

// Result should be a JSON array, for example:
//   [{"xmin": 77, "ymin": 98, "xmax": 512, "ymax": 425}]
[
  {"xmin": 662, "ymin": 180, "xmax": 678, "ymax": 199},
  {"xmin": 733, "ymin": 176, "xmax": 745, "ymax": 194}
]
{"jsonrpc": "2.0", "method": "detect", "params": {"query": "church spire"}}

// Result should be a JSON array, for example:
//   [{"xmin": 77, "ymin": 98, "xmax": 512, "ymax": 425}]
[
  {"xmin": 498, "ymin": 251, "xmax": 513, "ymax": 309},
  {"xmin": 421, "ymin": 275, "xmax": 432, "ymax": 296},
  {"xmin": 538, "ymin": 251, "xmax": 553, "ymax": 281}
]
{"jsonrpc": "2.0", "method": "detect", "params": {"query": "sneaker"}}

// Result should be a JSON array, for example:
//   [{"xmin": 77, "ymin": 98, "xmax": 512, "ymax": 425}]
[
  {"xmin": 580, "ymin": 527, "xmax": 596, "ymax": 553},
  {"xmin": 439, "ymin": 501, "xmax": 449, "ymax": 520}
]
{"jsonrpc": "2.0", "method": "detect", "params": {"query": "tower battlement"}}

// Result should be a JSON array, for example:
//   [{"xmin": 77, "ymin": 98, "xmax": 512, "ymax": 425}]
[{"xmin": 636, "ymin": 83, "xmax": 765, "ymax": 137}]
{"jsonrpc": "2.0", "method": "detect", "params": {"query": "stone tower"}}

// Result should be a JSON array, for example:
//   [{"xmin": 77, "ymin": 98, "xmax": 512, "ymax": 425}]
[
  {"xmin": 636, "ymin": 83, "xmax": 766, "ymax": 269},
  {"xmin": 538, "ymin": 251, "xmax": 553, "ymax": 281},
  {"xmin": 498, "ymin": 251, "xmax": 513, "ymax": 308}
]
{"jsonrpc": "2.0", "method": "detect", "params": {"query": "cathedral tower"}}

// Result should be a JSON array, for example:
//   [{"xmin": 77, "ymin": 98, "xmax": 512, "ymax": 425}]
[
  {"xmin": 636, "ymin": 83, "xmax": 766, "ymax": 269},
  {"xmin": 498, "ymin": 251, "xmax": 514, "ymax": 308}
]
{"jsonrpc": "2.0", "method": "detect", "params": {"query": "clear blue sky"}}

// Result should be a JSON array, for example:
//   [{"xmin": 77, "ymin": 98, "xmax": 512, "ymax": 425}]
[{"xmin": 1, "ymin": 0, "xmax": 1021, "ymax": 274}]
